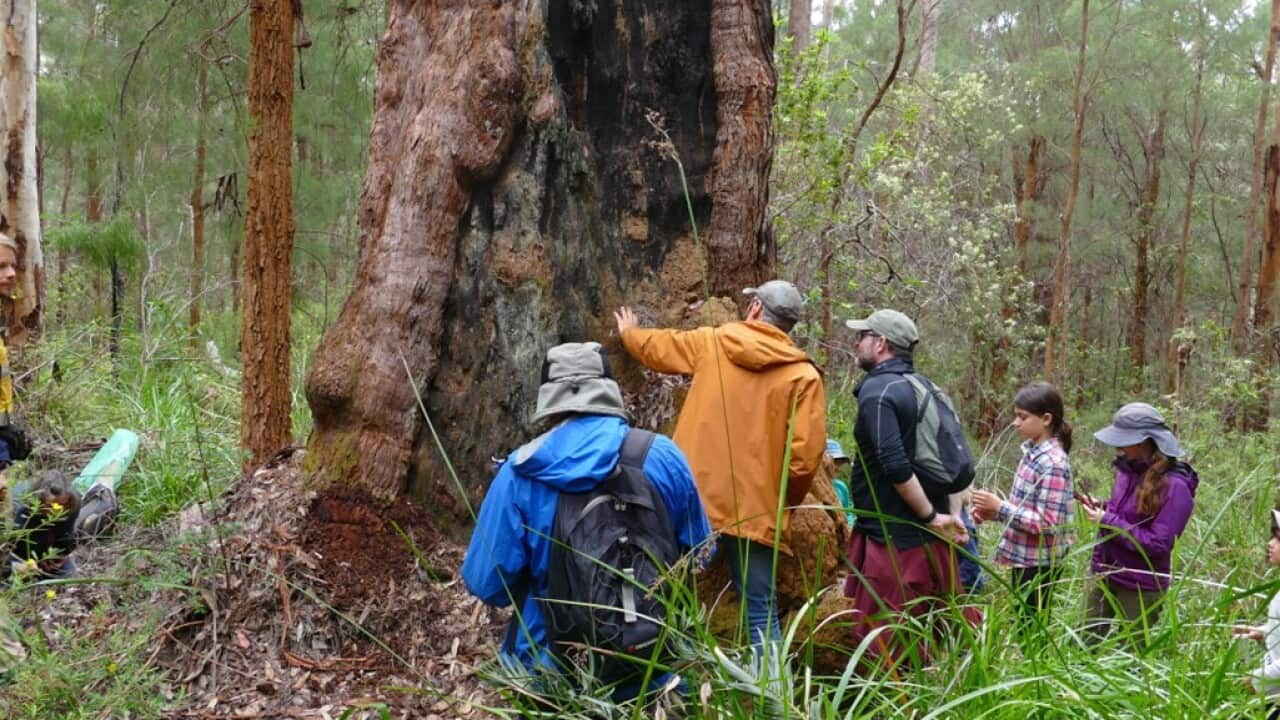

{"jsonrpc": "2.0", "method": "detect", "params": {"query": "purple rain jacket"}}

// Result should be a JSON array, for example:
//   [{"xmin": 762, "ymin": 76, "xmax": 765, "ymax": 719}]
[{"xmin": 1090, "ymin": 456, "xmax": 1199, "ymax": 592}]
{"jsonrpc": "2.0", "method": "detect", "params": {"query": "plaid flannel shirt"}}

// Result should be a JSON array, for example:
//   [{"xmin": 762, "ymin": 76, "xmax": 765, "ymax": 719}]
[{"xmin": 994, "ymin": 437, "xmax": 1075, "ymax": 568}]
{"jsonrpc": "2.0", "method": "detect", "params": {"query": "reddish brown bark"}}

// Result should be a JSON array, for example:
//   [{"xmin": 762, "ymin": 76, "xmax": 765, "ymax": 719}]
[
  {"xmin": 190, "ymin": 61, "xmax": 208, "ymax": 350},
  {"xmin": 1234, "ymin": 0, "xmax": 1280, "ymax": 351},
  {"xmin": 1128, "ymin": 109, "xmax": 1166, "ymax": 371},
  {"xmin": 240, "ymin": 0, "xmax": 296, "ymax": 471},
  {"xmin": 708, "ymin": 0, "xmax": 777, "ymax": 296},
  {"xmin": 305, "ymin": 1, "xmax": 775, "ymax": 507},
  {"xmin": 1257, "ymin": 143, "xmax": 1280, "ymax": 357}
]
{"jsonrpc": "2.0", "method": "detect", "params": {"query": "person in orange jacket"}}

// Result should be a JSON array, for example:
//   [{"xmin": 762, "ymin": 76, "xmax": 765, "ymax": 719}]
[{"xmin": 615, "ymin": 280, "xmax": 826, "ymax": 651}]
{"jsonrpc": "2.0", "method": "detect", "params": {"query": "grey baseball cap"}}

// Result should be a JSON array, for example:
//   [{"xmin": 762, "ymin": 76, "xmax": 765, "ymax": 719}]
[
  {"xmin": 743, "ymin": 280, "xmax": 803, "ymax": 322},
  {"xmin": 845, "ymin": 309, "xmax": 919, "ymax": 349},
  {"xmin": 1093, "ymin": 402, "xmax": 1186, "ymax": 458}
]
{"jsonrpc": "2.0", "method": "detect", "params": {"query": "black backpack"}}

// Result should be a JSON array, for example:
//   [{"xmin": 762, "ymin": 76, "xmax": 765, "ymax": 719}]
[
  {"xmin": 542, "ymin": 429, "xmax": 679, "ymax": 682},
  {"xmin": 903, "ymin": 373, "xmax": 976, "ymax": 496}
]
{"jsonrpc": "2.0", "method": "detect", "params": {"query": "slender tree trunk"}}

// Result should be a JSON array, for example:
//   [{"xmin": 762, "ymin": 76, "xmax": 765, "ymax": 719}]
[
  {"xmin": 1128, "ymin": 109, "xmax": 1166, "ymax": 371},
  {"xmin": 86, "ymin": 149, "xmax": 103, "ymax": 306},
  {"xmin": 56, "ymin": 146, "xmax": 72, "ymax": 327},
  {"xmin": 788, "ymin": 0, "xmax": 811, "ymax": 54},
  {"xmin": 1013, "ymin": 136, "xmax": 1043, "ymax": 276},
  {"xmin": 240, "ymin": 0, "xmax": 296, "ymax": 471},
  {"xmin": 305, "ymin": 1, "xmax": 775, "ymax": 507},
  {"xmin": 1255, "ymin": 95, "xmax": 1280, "ymax": 355},
  {"xmin": 0, "ymin": 0, "xmax": 43, "ymax": 344},
  {"xmin": 977, "ymin": 135, "xmax": 1044, "ymax": 436},
  {"xmin": 912, "ymin": 0, "xmax": 940, "ymax": 77},
  {"xmin": 1044, "ymin": 0, "xmax": 1091, "ymax": 381},
  {"xmin": 1165, "ymin": 52, "xmax": 1205, "ymax": 396},
  {"xmin": 190, "ymin": 61, "xmax": 208, "ymax": 350},
  {"xmin": 1233, "ymin": 0, "xmax": 1280, "ymax": 352}
]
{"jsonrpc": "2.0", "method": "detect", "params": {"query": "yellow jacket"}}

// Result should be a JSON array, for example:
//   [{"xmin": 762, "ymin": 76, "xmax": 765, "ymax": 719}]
[
  {"xmin": 621, "ymin": 320, "xmax": 826, "ymax": 554},
  {"xmin": 0, "ymin": 334, "xmax": 13, "ymax": 421}
]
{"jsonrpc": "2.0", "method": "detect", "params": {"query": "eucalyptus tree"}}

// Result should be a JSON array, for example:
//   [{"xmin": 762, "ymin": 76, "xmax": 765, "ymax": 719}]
[{"xmin": 305, "ymin": 0, "xmax": 778, "ymax": 507}]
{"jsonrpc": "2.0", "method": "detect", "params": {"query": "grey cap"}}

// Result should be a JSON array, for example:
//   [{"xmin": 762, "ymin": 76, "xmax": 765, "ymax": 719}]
[
  {"xmin": 1093, "ymin": 402, "xmax": 1186, "ymax": 458},
  {"xmin": 532, "ymin": 342, "xmax": 629, "ymax": 424},
  {"xmin": 845, "ymin": 309, "xmax": 919, "ymax": 349},
  {"xmin": 743, "ymin": 280, "xmax": 803, "ymax": 322}
]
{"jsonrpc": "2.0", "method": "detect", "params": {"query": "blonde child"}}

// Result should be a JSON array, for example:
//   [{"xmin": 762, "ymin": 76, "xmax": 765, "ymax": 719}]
[{"xmin": 971, "ymin": 382, "xmax": 1075, "ymax": 625}]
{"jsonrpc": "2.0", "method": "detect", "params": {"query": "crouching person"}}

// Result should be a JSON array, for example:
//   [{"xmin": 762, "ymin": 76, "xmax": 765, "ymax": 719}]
[
  {"xmin": 10, "ymin": 470, "xmax": 79, "ymax": 579},
  {"xmin": 463, "ymin": 342, "xmax": 711, "ymax": 704}
]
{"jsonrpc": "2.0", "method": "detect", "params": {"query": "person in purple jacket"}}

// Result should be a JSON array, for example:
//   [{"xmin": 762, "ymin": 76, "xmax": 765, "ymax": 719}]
[{"xmin": 1080, "ymin": 402, "xmax": 1198, "ymax": 646}]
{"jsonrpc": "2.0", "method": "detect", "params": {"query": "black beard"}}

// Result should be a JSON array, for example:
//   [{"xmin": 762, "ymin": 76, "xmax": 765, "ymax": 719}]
[{"xmin": 857, "ymin": 355, "xmax": 876, "ymax": 372}]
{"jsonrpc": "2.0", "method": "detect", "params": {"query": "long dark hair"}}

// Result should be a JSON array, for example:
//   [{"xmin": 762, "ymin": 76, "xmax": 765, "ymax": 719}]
[
  {"xmin": 1133, "ymin": 440, "xmax": 1172, "ymax": 516},
  {"xmin": 1013, "ymin": 381, "xmax": 1073, "ymax": 453}
]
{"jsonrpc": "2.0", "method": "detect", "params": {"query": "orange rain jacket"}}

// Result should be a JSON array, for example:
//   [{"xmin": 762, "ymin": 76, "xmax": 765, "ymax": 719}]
[{"xmin": 621, "ymin": 320, "xmax": 826, "ymax": 554}]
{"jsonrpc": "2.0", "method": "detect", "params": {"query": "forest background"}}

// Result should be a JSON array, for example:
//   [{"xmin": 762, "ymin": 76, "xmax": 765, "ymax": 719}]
[{"xmin": 3, "ymin": 0, "xmax": 1280, "ymax": 717}]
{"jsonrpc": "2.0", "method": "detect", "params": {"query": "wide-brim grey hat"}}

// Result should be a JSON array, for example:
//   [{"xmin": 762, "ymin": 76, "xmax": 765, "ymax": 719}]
[
  {"xmin": 1093, "ymin": 402, "xmax": 1186, "ymax": 457},
  {"xmin": 532, "ymin": 341, "xmax": 630, "ymax": 424}
]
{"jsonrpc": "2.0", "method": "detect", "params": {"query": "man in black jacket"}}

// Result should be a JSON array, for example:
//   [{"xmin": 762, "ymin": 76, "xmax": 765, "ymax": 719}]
[{"xmin": 842, "ymin": 309, "xmax": 977, "ymax": 670}]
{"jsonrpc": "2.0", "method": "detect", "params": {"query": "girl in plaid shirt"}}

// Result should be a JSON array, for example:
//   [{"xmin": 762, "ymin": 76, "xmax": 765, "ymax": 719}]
[{"xmin": 971, "ymin": 382, "xmax": 1075, "ymax": 628}]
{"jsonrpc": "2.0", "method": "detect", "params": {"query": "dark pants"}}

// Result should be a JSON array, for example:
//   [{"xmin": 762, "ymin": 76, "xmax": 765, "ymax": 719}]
[
  {"xmin": 1083, "ymin": 577, "xmax": 1165, "ymax": 648},
  {"xmin": 843, "ymin": 530, "xmax": 982, "ymax": 671},
  {"xmin": 1010, "ymin": 564, "xmax": 1062, "ymax": 631}
]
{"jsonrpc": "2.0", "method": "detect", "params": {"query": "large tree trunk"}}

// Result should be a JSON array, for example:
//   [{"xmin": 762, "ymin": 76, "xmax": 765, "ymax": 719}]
[
  {"xmin": 0, "ymin": 0, "xmax": 43, "ymax": 343},
  {"xmin": 305, "ymin": 1, "xmax": 776, "ymax": 509},
  {"xmin": 190, "ymin": 61, "xmax": 208, "ymax": 350},
  {"xmin": 1165, "ymin": 51, "xmax": 1205, "ymax": 396},
  {"xmin": 1043, "ymin": 0, "xmax": 1091, "ymax": 381},
  {"xmin": 1128, "ymin": 109, "xmax": 1166, "ymax": 371},
  {"xmin": 240, "ymin": 0, "xmax": 296, "ymax": 471},
  {"xmin": 1233, "ymin": 0, "xmax": 1280, "ymax": 352}
]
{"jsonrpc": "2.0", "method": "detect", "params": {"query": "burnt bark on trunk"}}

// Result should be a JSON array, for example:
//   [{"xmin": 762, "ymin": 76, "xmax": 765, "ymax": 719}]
[
  {"xmin": 240, "ymin": 0, "xmax": 296, "ymax": 470},
  {"xmin": 305, "ymin": 1, "xmax": 776, "ymax": 510},
  {"xmin": 1128, "ymin": 109, "xmax": 1165, "ymax": 371}
]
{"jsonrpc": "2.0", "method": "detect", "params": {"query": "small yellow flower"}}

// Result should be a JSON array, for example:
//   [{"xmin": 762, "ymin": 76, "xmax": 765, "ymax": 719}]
[
  {"xmin": 50, "ymin": 502, "xmax": 63, "ymax": 513},
  {"xmin": 105, "ymin": 661, "xmax": 118, "ymax": 674},
  {"xmin": 44, "ymin": 589, "xmax": 55, "ymax": 600},
  {"xmin": 24, "ymin": 558, "xmax": 36, "ymax": 570}
]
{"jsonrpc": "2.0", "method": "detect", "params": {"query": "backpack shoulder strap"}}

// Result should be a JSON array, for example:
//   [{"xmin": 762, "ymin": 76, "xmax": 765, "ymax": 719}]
[
  {"xmin": 903, "ymin": 373, "xmax": 932, "ymax": 417},
  {"xmin": 618, "ymin": 428, "xmax": 657, "ymax": 471}
]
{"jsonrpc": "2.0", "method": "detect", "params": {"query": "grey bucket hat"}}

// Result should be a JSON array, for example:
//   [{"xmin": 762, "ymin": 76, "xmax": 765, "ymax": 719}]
[
  {"xmin": 532, "ymin": 342, "xmax": 630, "ymax": 424},
  {"xmin": 1093, "ymin": 402, "xmax": 1186, "ymax": 458}
]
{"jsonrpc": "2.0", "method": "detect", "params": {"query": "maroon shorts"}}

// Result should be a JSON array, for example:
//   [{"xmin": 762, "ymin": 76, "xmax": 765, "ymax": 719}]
[{"xmin": 842, "ymin": 529, "xmax": 982, "ymax": 671}]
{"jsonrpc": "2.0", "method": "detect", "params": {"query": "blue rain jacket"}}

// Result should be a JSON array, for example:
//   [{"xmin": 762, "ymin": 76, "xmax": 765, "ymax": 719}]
[{"xmin": 462, "ymin": 414, "xmax": 711, "ymax": 673}]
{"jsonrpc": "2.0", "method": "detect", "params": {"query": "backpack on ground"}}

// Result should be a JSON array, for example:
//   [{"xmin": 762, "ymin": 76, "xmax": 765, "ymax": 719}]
[
  {"xmin": 542, "ymin": 428, "xmax": 679, "ymax": 682},
  {"xmin": 903, "ymin": 374, "xmax": 976, "ymax": 496}
]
